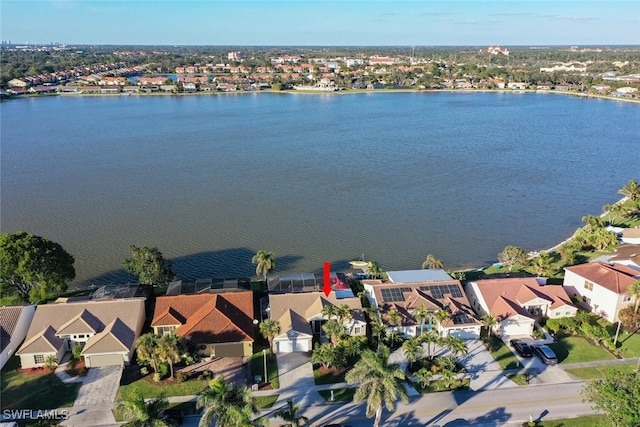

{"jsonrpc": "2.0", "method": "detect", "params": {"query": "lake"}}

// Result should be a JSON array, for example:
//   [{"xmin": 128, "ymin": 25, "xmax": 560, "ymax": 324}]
[{"xmin": 1, "ymin": 92, "xmax": 638, "ymax": 286}]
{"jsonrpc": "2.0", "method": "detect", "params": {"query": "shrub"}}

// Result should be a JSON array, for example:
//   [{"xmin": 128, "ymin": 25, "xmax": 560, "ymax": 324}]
[
  {"xmin": 140, "ymin": 366, "xmax": 149, "ymax": 376},
  {"xmin": 72, "ymin": 345, "xmax": 84, "ymax": 360},
  {"xmin": 176, "ymin": 371, "xmax": 188, "ymax": 383},
  {"xmin": 78, "ymin": 367, "xmax": 88, "ymax": 376},
  {"xmin": 158, "ymin": 362, "xmax": 169, "ymax": 377},
  {"xmin": 153, "ymin": 372, "xmax": 163, "ymax": 382}
]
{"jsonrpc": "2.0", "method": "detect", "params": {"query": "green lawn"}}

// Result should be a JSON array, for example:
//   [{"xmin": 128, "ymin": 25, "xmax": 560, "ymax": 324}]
[
  {"xmin": 317, "ymin": 388, "xmax": 355, "ymax": 402},
  {"xmin": 505, "ymin": 373, "xmax": 529, "ymax": 386},
  {"xmin": 117, "ymin": 376, "xmax": 210, "ymax": 401},
  {"xmin": 615, "ymin": 329, "xmax": 640, "ymax": 359},
  {"xmin": 564, "ymin": 363, "xmax": 638, "ymax": 380},
  {"xmin": 254, "ymin": 394, "xmax": 279, "ymax": 409},
  {"xmin": 547, "ymin": 336, "xmax": 615, "ymax": 364},
  {"xmin": 250, "ymin": 351, "xmax": 279, "ymax": 389},
  {"xmin": 536, "ymin": 414, "xmax": 609, "ymax": 426},
  {"xmin": 0, "ymin": 357, "xmax": 81, "ymax": 410},
  {"xmin": 313, "ymin": 366, "xmax": 346, "ymax": 385},
  {"xmin": 485, "ymin": 336, "xmax": 521, "ymax": 370}
]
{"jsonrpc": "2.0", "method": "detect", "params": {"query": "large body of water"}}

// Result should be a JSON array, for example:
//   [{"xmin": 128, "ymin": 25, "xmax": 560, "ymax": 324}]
[{"xmin": 1, "ymin": 92, "xmax": 638, "ymax": 287}]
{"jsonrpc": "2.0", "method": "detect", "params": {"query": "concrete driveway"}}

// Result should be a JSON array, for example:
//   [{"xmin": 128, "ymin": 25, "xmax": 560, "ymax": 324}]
[
  {"xmin": 61, "ymin": 365, "xmax": 122, "ymax": 427},
  {"xmin": 502, "ymin": 336, "xmax": 577, "ymax": 384},
  {"xmin": 275, "ymin": 352, "xmax": 315, "ymax": 389}
]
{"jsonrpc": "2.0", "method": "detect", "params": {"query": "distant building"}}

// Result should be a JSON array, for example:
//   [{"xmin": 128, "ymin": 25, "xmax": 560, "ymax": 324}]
[{"xmin": 480, "ymin": 46, "xmax": 509, "ymax": 56}]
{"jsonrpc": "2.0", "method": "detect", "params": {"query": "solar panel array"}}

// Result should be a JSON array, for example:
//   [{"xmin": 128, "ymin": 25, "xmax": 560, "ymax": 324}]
[
  {"xmin": 420, "ymin": 284, "xmax": 463, "ymax": 299},
  {"xmin": 380, "ymin": 287, "xmax": 412, "ymax": 302},
  {"xmin": 452, "ymin": 313, "xmax": 473, "ymax": 325}
]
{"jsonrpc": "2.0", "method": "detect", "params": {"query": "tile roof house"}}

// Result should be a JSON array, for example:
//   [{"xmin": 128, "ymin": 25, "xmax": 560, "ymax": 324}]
[
  {"xmin": 563, "ymin": 262, "xmax": 640, "ymax": 322},
  {"xmin": 465, "ymin": 278, "xmax": 576, "ymax": 338},
  {"xmin": 0, "ymin": 305, "xmax": 36, "ymax": 369},
  {"xmin": 151, "ymin": 291, "xmax": 254, "ymax": 358},
  {"xmin": 363, "ymin": 270, "xmax": 481, "ymax": 340},
  {"xmin": 16, "ymin": 299, "xmax": 146, "ymax": 368},
  {"xmin": 621, "ymin": 228, "xmax": 640, "ymax": 244},
  {"xmin": 267, "ymin": 292, "xmax": 365, "ymax": 353},
  {"xmin": 607, "ymin": 244, "xmax": 640, "ymax": 272}
]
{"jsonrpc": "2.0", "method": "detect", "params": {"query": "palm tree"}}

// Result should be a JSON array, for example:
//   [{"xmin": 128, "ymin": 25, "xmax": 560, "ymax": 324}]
[
  {"xmin": 158, "ymin": 334, "xmax": 182, "ymax": 379},
  {"xmin": 252, "ymin": 250, "xmax": 276, "ymax": 282},
  {"xmin": 197, "ymin": 375, "xmax": 264, "ymax": 427},
  {"xmin": 619, "ymin": 179, "xmax": 640, "ymax": 201},
  {"xmin": 274, "ymin": 399, "xmax": 309, "ymax": 427},
  {"xmin": 413, "ymin": 306, "xmax": 431, "ymax": 335},
  {"xmin": 628, "ymin": 280, "xmax": 640, "ymax": 314},
  {"xmin": 532, "ymin": 251, "xmax": 554, "ymax": 277},
  {"xmin": 336, "ymin": 304, "xmax": 353, "ymax": 325},
  {"xmin": 136, "ymin": 333, "xmax": 160, "ymax": 374},
  {"xmin": 117, "ymin": 390, "xmax": 172, "ymax": 427},
  {"xmin": 371, "ymin": 320, "xmax": 386, "ymax": 350},
  {"xmin": 418, "ymin": 331, "xmax": 441, "ymax": 359},
  {"xmin": 387, "ymin": 308, "xmax": 401, "ymax": 347},
  {"xmin": 402, "ymin": 337, "xmax": 423, "ymax": 370},
  {"xmin": 422, "ymin": 254, "xmax": 444, "ymax": 270},
  {"xmin": 367, "ymin": 261, "xmax": 384, "ymax": 279},
  {"xmin": 345, "ymin": 346, "xmax": 409, "ymax": 427},
  {"xmin": 415, "ymin": 367, "xmax": 433, "ymax": 389},
  {"xmin": 481, "ymin": 313, "xmax": 499, "ymax": 339},
  {"xmin": 322, "ymin": 319, "xmax": 346, "ymax": 348},
  {"xmin": 442, "ymin": 335, "xmax": 467, "ymax": 357},
  {"xmin": 581, "ymin": 215, "xmax": 603, "ymax": 229},
  {"xmin": 321, "ymin": 304, "xmax": 338, "ymax": 320},
  {"xmin": 259, "ymin": 319, "xmax": 280, "ymax": 354},
  {"xmin": 433, "ymin": 308, "xmax": 451, "ymax": 334}
]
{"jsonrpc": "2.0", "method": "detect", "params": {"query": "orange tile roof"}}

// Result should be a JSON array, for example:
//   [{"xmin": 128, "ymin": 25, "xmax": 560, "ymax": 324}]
[
  {"xmin": 152, "ymin": 292, "xmax": 254, "ymax": 344},
  {"xmin": 565, "ymin": 262, "xmax": 639, "ymax": 294},
  {"xmin": 473, "ymin": 278, "xmax": 575, "ymax": 320}
]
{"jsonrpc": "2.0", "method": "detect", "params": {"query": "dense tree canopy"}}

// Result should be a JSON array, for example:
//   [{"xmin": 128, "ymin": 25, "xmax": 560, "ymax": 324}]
[
  {"xmin": 123, "ymin": 245, "xmax": 176, "ymax": 285},
  {"xmin": 497, "ymin": 245, "xmax": 528, "ymax": 271},
  {"xmin": 0, "ymin": 232, "xmax": 75, "ymax": 303},
  {"xmin": 581, "ymin": 370, "xmax": 640, "ymax": 427}
]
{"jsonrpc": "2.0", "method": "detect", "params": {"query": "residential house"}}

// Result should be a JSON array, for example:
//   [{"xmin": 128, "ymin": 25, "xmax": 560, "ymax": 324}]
[
  {"xmin": 563, "ymin": 262, "xmax": 640, "ymax": 322},
  {"xmin": 607, "ymin": 244, "xmax": 640, "ymax": 272},
  {"xmin": 363, "ymin": 270, "xmax": 481, "ymax": 339},
  {"xmin": 465, "ymin": 278, "xmax": 576, "ymax": 338},
  {"xmin": 267, "ymin": 292, "xmax": 365, "ymax": 353},
  {"xmin": 621, "ymin": 228, "xmax": 640, "ymax": 244},
  {"xmin": 16, "ymin": 299, "xmax": 146, "ymax": 368},
  {"xmin": 151, "ymin": 291, "xmax": 254, "ymax": 358},
  {"xmin": 0, "ymin": 305, "xmax": 36, "ymax": 369}
]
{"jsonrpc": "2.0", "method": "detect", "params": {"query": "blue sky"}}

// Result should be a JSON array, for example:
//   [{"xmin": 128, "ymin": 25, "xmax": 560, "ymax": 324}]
[{"xmin": 1, "ymin": 1, "xmax": 639, "ymax": 46}]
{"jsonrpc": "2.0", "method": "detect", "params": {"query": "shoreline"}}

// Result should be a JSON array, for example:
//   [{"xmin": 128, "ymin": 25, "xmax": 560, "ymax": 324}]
[{"xmin": 5, "ymin": 87, "xmax": 640, "ymax": 104}]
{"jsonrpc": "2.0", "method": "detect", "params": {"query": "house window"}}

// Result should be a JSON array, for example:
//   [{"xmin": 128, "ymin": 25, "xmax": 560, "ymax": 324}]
[
  {"xmin": 34, "ymin": 354, "xmax": 45, "ymax": 364},
  {"xmin": 584, "ymin": 281, "xmax": 594, "ymax": 291},
  {"xmin": 623, "ymin": 294, "xmax": 632, "ymax": 303},
  {"xmin": 354, "ymin": 326, "xmax": 362, "ymax": 335},
  {"xmin": 157, "ymin": 326, "xmax": 176, "ymax": 336},
  {"xmin": 566, "ymin": 311, "xmax": 572, "ymax": 316}
]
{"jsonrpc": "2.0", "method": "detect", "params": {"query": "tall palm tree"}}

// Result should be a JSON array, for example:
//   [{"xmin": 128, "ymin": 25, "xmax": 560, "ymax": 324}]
[
  {"xmin": 481, "ymin": 313, "xmax": 499, "ymax": 339},
  {"xmin": 433, "ymin": 308, "xmax": 451, "ymax": 334},
  {"xmin": 533, "ymin": 251, "xmax": 554, "ymax": 277},
  {"xmin": 367, "ymin": 261, "xmax": 384, "ymax": 279},
  {"xmin": 422, "ymin": 254, "xmax": 444, "ymax": 269},
  {"xmin": 371, "ymin": 320, "xmax": 386, "ymax": 350},
  {"xmin": 619, "ymin": 179, "xmax": 640, "ymax": 201},
  {"xmin": 387, "ymin": 308, "xmax": 401, "ymax": 347},
  {"xmin": 442, "ymin": 335, "xmax": 467, "ymax": 357},
  {"xmin": 117, "ymin": 390, "xmax": 172, "ymax": 427},
  {"xmin": 402, "ymin": 337, "xmax": 423, "ymax": 370},
  {"xmin": 628, "ymin": 280, "xmax": 640, "ymax": 314},
  {"xmin": 259, "ymin": 319, "xmax": 280, "ymax": 354},
  {"xmin": 274, "ymin": 399, "xmax": 309, "ymax": 427},
  {"xmin": 197, "ymin": 375, "xmax": 265, "ymax": 427},
  {"xmin": 136, "ymin": 333, "xmax": 160, "ymax": 374},
  {"xmin": 418, "ymin": 330, "xmax": 441, "ymax": 359},
  {"xmin": 345, "ymin": 346, "xmax": 409, "ymax": 427},
  {"xmin": 415, "ymin": 367, "xmax": 433, "ymax": 389},
  {"xmin": 581, "ymin": 215, "xmax": 603, "ymax": 229},
  {"xmin": 321, "ymin": 304, "xmax": 338, "ymax": 320},
  {"xmin": 158, "ymin": 334, "xmax": 182, "ymax": 379},
  {"xmin": 337, "ymin": 304, "xmax": 353, "ymax": 325},
  {"xmin": 252, "ymin": 250, "xmax": 276, "ymax": 282},
  {"xmin": 323, "ymin": 319, "xmax": 346, "ymax": 348},
  {"xmin": 413, "ymin": 305, "xmax": 431, "ymax": 335}
]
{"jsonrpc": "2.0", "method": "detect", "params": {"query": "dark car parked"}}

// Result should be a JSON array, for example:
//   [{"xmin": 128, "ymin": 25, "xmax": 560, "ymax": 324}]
[
  {"xmin": 510, "ymin": 339, "xmax": 533, "ymax": 357},
  {"xmin": 532, "ymin": 344, "xmax": 558, "ymax": 365}
]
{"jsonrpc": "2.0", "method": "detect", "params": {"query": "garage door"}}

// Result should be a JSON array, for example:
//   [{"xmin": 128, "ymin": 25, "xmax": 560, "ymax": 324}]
[
  {"xmin": 449, "ymin": 328, "xmax": 480, "ymax": 340},
  {"xmin": 213, "ymin": 344, "xmax": 244, "ymax": 357},
  {"xmin": 501, "ymin": 319, "xmax": 532, "ymax": 337},
  {"xmin": 277, "ymin": 339, "xmax": 310, "ymax": 353},
  {"xmin": 85, "ymin": 354, "xmax": 123, "ymax": 367}
]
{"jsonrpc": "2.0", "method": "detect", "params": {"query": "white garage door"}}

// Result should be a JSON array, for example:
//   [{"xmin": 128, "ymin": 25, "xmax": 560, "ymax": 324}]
[
  {"xmin": 449, "ymin": 328, "xmax": 480, "ymax": 340},
  {"xmin": 277, "ymin": 338, "xmax": 310, "ymax": 353},
  {"xmin": 501, "ymin": 319, "xmax": 532, "ymax": 337}
]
